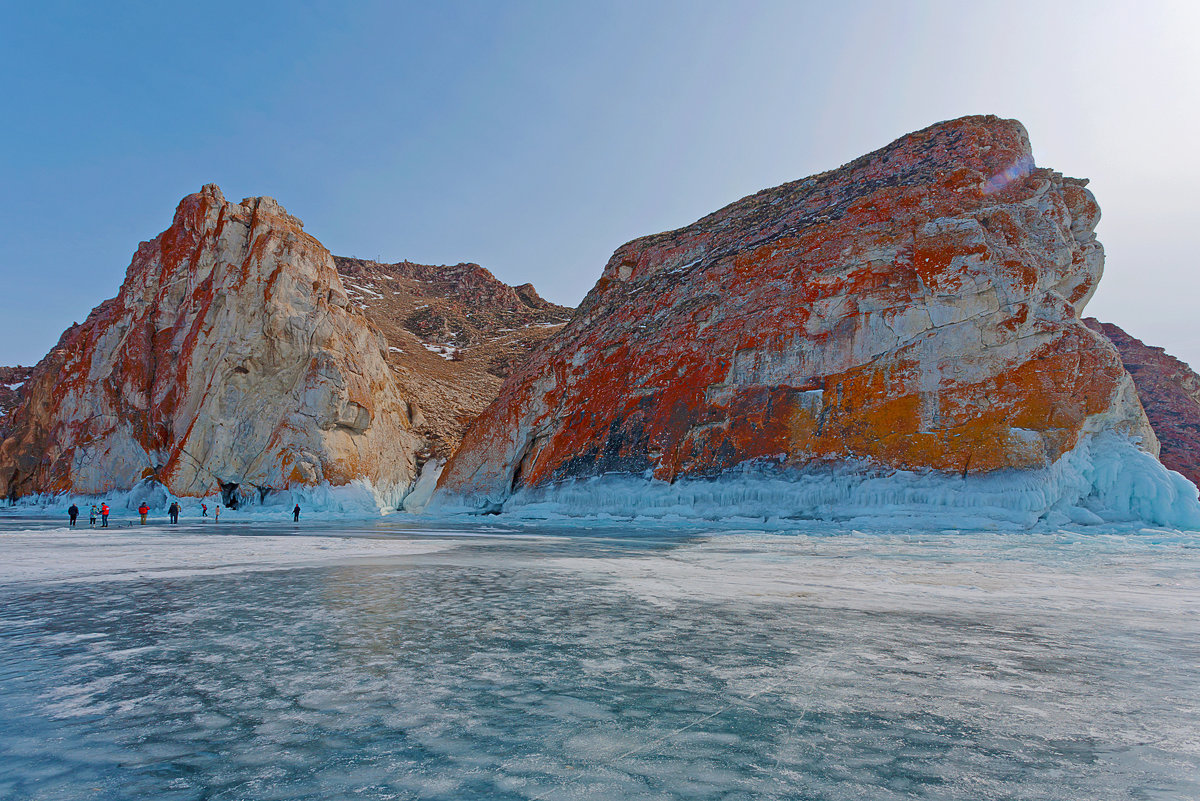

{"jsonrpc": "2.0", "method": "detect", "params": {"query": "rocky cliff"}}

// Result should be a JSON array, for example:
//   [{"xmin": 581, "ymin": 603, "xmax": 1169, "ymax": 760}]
[
  {"xmin": 0, "ymin": 366, "xmax": 33, "ymax": 441},
  {"xmin": 1085, "ymin": 319, "xmax": 1200, "ymax": 486},
  {"xmin": 437, "ymin": 115, "xmax": 1176, "ymax": 520},
  {"xmin": 0, "ymin": 186, "xmax": 423, "ymax": 501},
  {"xmin": 333, "ymin": 258, "xmax": 571, "ymax": 458}
]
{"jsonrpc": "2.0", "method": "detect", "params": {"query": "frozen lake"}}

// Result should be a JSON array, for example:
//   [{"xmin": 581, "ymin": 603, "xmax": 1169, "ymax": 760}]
[{"xmin": 1, "ymin": 514, "xmax": 1198, "ymax": 799}]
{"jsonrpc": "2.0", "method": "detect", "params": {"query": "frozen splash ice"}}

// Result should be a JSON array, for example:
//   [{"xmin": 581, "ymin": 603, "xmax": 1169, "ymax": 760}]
[
  {"xmin": 434, "ymin": 432, "xmax": 1200, "ymax": 531},
  {"xmin": 0, "ymin": 521, "xmax": 1199, "ymax": 800},
  {"xmin": 3, "ymin": 476, "xmax": 415, "ymax": 521}
]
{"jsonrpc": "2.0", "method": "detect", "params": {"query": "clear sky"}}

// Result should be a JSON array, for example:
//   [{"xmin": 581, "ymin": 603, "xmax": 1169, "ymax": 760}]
[{"xmin": 2, "ymin": 1, "xmax": 1197, "ymax": 368}]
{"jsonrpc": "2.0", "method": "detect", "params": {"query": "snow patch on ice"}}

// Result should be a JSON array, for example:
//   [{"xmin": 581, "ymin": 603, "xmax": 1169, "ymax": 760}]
[{"xmin": 430, "ymin": 433, "xmax": 1200, "ymax": 531}]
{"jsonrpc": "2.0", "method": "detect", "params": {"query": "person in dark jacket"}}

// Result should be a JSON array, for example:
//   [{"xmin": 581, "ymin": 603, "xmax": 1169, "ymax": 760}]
[
  {"xmin": 292, "ymin": 504, "xmax": 301, "ymax": 522},
  {"xmin": 68, "ymin": 504, "xmax": 79, "ymax": 526},
  {"xmin": 168, "ymin": 502, "xmax": 180, "ymax": 524}
]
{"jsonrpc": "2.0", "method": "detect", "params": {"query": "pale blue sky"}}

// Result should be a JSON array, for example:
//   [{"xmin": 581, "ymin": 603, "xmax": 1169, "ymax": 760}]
[{"xmin": 2, "ymin": 1, "xmax": 1197, "ymax": 366}]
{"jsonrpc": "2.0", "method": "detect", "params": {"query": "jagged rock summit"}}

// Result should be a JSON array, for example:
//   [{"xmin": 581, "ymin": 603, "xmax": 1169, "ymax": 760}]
[
  {"xmin": 0, "ymin": 185, "xmax": 422, "ymax": 502},
  {"xmin": 437, "ymin": 115, "xmax": 1198, "ymax": 526}
]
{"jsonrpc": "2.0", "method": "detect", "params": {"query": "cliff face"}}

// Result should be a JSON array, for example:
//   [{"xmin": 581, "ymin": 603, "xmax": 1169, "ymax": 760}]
[
  {"xmin": 438, "ymin": 115, "xmax": 1156, "ymax": 505},
  {"xmin": 0, "ymin": 186, "xmax": 422, "ymax": 499},
  {"xmin": 0, "ymin": 366, "xmax": 33, "ymax": 441},
  {"xmin": 333, "ymin": 258, "xmax": 571, "ymax": 458},
  {"xmin": 1086, "ymin": 319, "xmax": 1200, "ymax": 486}
]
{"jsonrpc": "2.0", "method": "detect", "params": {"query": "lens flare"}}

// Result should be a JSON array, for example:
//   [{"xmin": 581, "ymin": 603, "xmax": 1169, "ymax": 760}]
[{"xmin": 982, "ymin": 154, "xmax": 1035, "ymax": 194}]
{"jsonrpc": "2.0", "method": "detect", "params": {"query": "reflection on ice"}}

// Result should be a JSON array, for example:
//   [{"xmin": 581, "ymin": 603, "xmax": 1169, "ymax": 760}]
[{"xmin": 1, "ymin": 521, "xmax": 1198, "ymax": 800}]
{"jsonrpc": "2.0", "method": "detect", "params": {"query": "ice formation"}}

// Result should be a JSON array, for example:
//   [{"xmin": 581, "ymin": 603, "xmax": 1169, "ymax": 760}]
[{"xmin": 430, "ymin": 433, "xmax": 1200, "ymax": 530}]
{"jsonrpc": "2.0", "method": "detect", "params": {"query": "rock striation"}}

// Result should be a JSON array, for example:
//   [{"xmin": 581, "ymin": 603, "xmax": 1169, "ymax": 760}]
[
  {"xmin": 437, "ymin": 116, "xmax": 1165, "ymax": 513},
  {"xmin": 1085, "ymin": 319, "xmax": 1200, "ymax": 486},
  {"xmin": 333, "ymin": 258, "xmax": 571, "ymax": 458},
  {"xmin": 0, "ymin": 186, "xmax": 423, "ymax": 501}
]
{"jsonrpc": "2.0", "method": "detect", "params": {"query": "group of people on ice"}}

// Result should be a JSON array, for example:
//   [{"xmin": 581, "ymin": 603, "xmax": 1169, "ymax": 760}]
[
  {"xmin": 65, "ymin": 501, "xmax": 301, "ymax": 526},
  {"xmin": 66, "ymin": 502, "xmax": 109, "ymax": 527}
]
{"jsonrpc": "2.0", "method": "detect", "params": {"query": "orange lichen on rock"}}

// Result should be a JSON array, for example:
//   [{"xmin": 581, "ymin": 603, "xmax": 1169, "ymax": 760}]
[{"xmin": 437, "ymin": 115, "xmax": 1157, "ymax": 506}]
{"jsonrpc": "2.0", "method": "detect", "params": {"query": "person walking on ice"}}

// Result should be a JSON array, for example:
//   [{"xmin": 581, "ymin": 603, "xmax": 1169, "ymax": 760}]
[
  {"xmin": 138, "ymin": 503, "xmax": 149, "ymax": 525},
  {"xmin": 100, "ymin": 503, "xmax": 110, "ymax": 527},
  {"xmin": 293, "ymin": 504, "xmax": 301, "ymax": 522},
  {"xmin": 89, "ymin": 505, "xmax": 98, "ymax": 527},
  {"xmin": 68, "ymin": 503, "xmax": 79, "ymax": 526},
  {"xmin": 168, "ymin": 502, "xmax": 180, "ymax": 524}
]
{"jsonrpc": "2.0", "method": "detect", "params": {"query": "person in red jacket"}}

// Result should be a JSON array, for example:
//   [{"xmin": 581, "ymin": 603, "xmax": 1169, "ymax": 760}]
[
  {"xmin": 138, "ymin": 503, "xmax": 149, "ymax": 525},
  {"xmin": 100, "ymin": 503, "xmax": 110, "ymax": 527}
]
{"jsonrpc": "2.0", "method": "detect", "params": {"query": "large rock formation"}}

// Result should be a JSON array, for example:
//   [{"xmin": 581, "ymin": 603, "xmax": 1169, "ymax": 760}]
[
  {"xmin": 333, "ymin": 258, "xmax": 571, "ymax": 458},
  {"xmin": 0, "ymin": 186, "xmax": 422, "ymax": 500},
  {"xmin": 1086, "ymin": 319, "xmax": 1200, "ymax": 486},
  {"xmin": 437, "ymin": 116, "xmax": 1173, "ymax": 519}
]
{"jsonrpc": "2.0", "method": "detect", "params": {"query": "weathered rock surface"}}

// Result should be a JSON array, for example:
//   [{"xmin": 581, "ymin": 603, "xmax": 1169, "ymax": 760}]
[
  {"xmin": 0, "ymin": 366, "xmax": 33, "ymax": 440},
  {"xmin": 0, "ymin": 186, "xmax": 423, "ymax": 499},
  {"xmin": 438, "ymin": 115, "xmax": 1159, "ymax": 506},
  {"xmin": 1086, "ymin": 319, "xmax": 1200, "ymax": 486},
  {"xmin": 333, "ymin": 258, "xmax": 571, "ymax": 458}
]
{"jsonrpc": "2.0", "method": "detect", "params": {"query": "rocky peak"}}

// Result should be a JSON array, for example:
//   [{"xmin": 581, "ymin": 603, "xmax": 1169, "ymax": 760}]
[{"xmin": 0, "ymin": 185, "xmax": 420, "ymax": 501}]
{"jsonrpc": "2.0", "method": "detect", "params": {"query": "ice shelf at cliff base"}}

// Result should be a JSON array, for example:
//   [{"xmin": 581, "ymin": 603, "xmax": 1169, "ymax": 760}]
[{"xmin": 433, "ymin": 115, "xmax": 1200, "ymax": 528}]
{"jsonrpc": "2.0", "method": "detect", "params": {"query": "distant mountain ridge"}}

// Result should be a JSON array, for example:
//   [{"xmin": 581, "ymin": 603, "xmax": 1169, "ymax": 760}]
[{"xmin": 1084, "ymin": 319, "xmax": 1200, "ymax": 486}]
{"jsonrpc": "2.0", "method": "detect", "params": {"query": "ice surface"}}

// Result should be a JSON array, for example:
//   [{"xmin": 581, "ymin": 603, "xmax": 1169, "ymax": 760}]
[
  {"xmin": 1, "ymin": 521, "xmax": 1198, "ymax": 800},
  {"xmin": 0, "ymin": 527, "xmax": 458, "ymax": 584},
  {"xmin": 437, "ymin": 432, "xmax": 1200, "ymax": 531}
]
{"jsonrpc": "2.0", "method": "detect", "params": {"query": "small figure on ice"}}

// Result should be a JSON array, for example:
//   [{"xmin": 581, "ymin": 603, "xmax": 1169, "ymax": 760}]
[
  {"xmin": 293, "ymin": 504, "xmax": 301, "ymax": 522},
  {"xmin": 168, "ymin": 502, "xmax": 180, "ymax": 524},
  {"xmin": 100, "ymin": 503, "xmax": 110, "ymax": 527},
  {"xmin": 138, "ymin": 503, "xmax": 149, "ymax": 524},
  {"xmin": 201, "ymin": 502, "xmax": 208, "ymax": 518},
  {"xmin": 89, "ymin": 505, "xmax": 98, "ymax": 527},
  {"xmin": 68, "ymin": 503, "xmax": 79, "ymax": 526}
]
